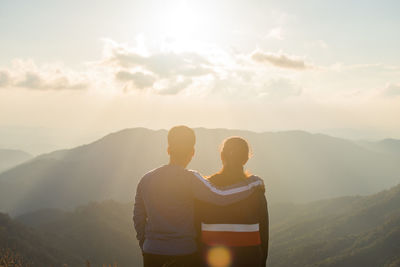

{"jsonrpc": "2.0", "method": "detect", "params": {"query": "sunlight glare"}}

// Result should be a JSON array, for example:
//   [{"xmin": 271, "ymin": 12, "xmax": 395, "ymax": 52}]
[
  {"xmin": 162, "ymin": 1, "xmax": 203, "ymax": 41},
  {"xmin": 206, "ymin": 246, "xmax": 232, "ymax": 267}
]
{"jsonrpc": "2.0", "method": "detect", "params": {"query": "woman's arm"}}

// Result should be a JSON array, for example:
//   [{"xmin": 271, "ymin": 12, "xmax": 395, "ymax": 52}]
[{"xmin": 259, "ymin": 191, "xmax": 269, "ymax": 267}]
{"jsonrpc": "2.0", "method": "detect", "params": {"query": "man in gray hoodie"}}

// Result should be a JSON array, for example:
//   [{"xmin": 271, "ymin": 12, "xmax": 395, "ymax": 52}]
[{"xmin": 133, "ymin": 125, "xmax": 263, "ymax": 267}]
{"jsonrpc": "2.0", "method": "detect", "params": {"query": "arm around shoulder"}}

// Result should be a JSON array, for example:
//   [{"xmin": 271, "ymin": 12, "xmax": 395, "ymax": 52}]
[{"xmin": 189, "ymin": 171, "xmax": 264, "ymax": 206}]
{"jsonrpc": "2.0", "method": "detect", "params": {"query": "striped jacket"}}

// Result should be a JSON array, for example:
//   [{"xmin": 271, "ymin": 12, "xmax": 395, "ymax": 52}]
[{"xmin": 195, "ymin": 174, "xmax": 269, "ymax": 266}]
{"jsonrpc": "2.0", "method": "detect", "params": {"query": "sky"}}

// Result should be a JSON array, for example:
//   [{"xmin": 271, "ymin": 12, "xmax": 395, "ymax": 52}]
[{"xmin": 1, "ymin": 0, "xmax": 400, "ymax": 151}]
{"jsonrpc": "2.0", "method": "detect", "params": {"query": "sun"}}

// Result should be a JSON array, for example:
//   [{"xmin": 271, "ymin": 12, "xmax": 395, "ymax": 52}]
[{"xmin": 162, "ymin": 1, "xmax": 202, "ymax": 41}]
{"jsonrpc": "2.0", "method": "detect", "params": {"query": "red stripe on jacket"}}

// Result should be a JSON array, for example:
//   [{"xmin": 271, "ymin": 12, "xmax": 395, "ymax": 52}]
[{"xmin": 201, "ymin": 231, "xmax": 261, "ymax": 247}]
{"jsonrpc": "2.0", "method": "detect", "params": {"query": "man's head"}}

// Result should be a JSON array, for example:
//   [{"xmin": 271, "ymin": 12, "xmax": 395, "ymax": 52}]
[{"xmin": 167, "ymin": 125, "xmax": 196, "ymax": 167}]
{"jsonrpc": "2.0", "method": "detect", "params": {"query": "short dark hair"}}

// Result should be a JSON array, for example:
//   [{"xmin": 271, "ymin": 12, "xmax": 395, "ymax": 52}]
[{"xmin": 168, "ymin": 125, "xmax": 196, "ymax": 158}]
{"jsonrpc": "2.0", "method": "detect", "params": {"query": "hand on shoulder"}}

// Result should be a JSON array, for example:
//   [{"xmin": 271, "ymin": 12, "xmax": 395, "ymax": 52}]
[{"xmin": 247, "ymin": 175, "xmax": 265, "ymax": 193}]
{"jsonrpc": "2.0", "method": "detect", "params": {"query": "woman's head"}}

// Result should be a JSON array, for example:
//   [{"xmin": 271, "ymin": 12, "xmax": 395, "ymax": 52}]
[{"xmin": 220, "ymin": 137, "xmax": 250, "ymax": 170}]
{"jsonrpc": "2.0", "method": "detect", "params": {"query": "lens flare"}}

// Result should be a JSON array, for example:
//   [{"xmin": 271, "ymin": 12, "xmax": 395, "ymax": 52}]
[{"xmin": 206, "ymin": 246, "xmax": 232, "ymax": 267}]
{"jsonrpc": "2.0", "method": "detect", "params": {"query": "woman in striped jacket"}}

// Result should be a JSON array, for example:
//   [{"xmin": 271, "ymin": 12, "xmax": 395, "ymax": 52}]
[{"xmin": 195, "ymin": 137, "xmax": 269, "ymax": 267}]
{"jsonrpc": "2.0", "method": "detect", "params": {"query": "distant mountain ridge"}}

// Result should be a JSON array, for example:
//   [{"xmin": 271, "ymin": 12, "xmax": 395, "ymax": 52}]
[
  {"xmin": 0, "ymin": 149, "xmax": 32, "ymax": 173},
  {"xmin": 359, "ymin": 138, "xmax": 400, "ymax": 156},
  {"xmin": 0, "ymin": 127, "xmax": 399, "ymax": 215}
]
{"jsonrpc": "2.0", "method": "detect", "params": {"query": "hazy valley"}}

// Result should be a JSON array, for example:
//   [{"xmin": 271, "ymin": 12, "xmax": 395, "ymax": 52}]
[{"xmin": 1, "ymin": 128, "xmax": 400, "ymax": 215}]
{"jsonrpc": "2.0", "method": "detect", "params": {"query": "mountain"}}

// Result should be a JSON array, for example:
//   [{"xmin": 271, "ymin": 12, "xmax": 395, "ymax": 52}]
[
  {"xmin": 16, "ymin": 209, "xmax": 67, "ymax": 228},
  {"xmin": 359, "ymin": 138, "xmax": 400, "ymax": 156},
  {"xmin": 268, "ymin": 184, "xmax": 400, "ymax": 267},
  {"xmin": 9, "ymin": 201, "xmax": 141, "ymax": 266},
  {"xmin": 0, "ymin": 213, "xmax": 72, "ymax": 266},
  {"xmin": 1, "ymin": 201, "xmax": 140, "ymax": 266},
  {"xmin": 0, "ymin": 127, "xmax": 399, "ymax": 214},
  {"xmin": 3, "ymin": 183, "xmax": 400, "ymax": 267},
  {"xmin": 0, "ymin": 149, "xmax": 32, "ymax": 173}
]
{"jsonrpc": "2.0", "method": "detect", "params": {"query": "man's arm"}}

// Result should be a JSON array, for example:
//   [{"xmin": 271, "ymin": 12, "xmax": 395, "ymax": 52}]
[
  {"xmin": 259, "ymin": 191, "xmax": 269, "ymax": 267},
  {"xmin": 133, "ymin": 181, "xmax": 147, "ymax": 249},
  {"xmin": 190, "ymin": 171, "xmax": 264, "ymax": 206}
]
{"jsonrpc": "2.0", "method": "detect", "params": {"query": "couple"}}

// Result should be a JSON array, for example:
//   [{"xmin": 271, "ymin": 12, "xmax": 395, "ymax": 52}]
[{"xmin": 133, "ymin": 126, "xmax": 269, "ymax": 267}]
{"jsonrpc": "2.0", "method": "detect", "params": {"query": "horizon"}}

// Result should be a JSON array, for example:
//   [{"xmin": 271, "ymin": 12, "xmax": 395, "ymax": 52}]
[{"xmin": 1, "ymin": 124, "xmax": 398, "ymax": 156}]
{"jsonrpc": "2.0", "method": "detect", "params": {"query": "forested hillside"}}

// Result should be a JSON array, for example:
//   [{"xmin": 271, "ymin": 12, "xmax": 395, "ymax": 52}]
[
  {"xmin": 268, "ymin": 184, "xmax": 400, "ymax": 267},
  {"xmin": 2, "ymin": 201, "xmax": 141, "ymax": 266},
  {"xmin": 2, "ymin": 184, "xmax": 400, "ymax": 266},
  {"xmin": 0, "ymin": 213, "xmax": 70, "ymax": 266}
]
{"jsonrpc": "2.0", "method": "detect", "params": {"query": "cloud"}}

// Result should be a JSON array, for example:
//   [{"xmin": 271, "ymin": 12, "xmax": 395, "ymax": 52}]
[
  {"xmin": 0, "ymin": 61, "xmax": 88, "ymax": 90},
  {"xmin": 251, "ymin": 50, "xmax": 312, "ymax": 70},
  {"xmin": 382, "ymin": 83, "xmax": 400, "ymax": 97},
  {"xmin": 104, "ymin": 39, "xmax": 310, "ymax": 98},
  {"xmin": 115, "ymin": 71, "xmax": 156, "ymax": 89},
  {"xmin": 0, "ymin": 39, "xmax": 317, "ymax": 98},
  {"xmin": 102, "ymin": 39, "xmax": 217, "ymax": 94},
  {"xmin": 107, "ymin": 43, "xmax": 214, "ymax": 78},
  {"xmin": 15, "ymin": 71, "xmax": 87, "ymax": 90}
]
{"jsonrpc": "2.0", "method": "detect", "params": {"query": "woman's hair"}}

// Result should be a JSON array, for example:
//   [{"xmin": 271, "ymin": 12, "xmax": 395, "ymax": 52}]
[{"xmin": 219, "ymin": 136, "xmax": 251, "ymax": 179}]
